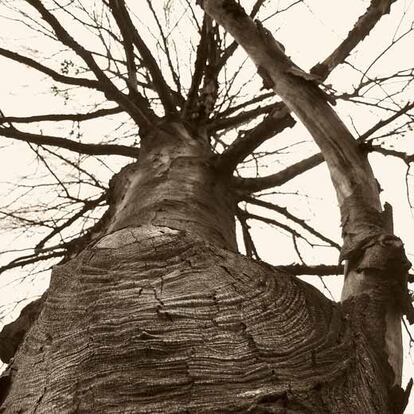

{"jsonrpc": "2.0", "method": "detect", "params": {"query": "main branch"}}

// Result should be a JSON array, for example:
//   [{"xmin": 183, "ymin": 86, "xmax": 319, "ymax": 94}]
[
  {"xmin": 202, "ymin": 0, "xmax": 412, "ymax": 392},
  {"xmin": 216, "ymin": 0, "xmax": 400, "ymax": 177}
]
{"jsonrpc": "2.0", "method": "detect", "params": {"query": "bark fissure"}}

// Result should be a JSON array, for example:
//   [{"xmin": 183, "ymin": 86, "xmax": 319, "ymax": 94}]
[{"xmin": 1, "ymin": 226, "xmax": 402, "ymax": 413}]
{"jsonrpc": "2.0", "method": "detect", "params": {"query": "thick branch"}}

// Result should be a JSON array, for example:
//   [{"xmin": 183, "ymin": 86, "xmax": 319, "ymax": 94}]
[
  {"xmin": 217, "ymin": 104, "xmax": 294, "ymax": 173},
  {"xmin": 216, "ymin": 0, "xmax": 266, "ymax": 71},
  {"xmin": 204, "ymin": 0, "xmax": 377, "ymax": 202},
  {"xmin": 214, "ymin": 0, "xmax": 398, "ymax": 175},
  {"xmin": 311, "ymin": 0, "xmax": 398, "ymax": 79},
  {"xmin": 0, "ymin": 127, "xmax": 139, "ymax": 158},
  {"xmin": 228, "ymin": 99, "xmax": 413, "ymax": 188},
  {"xmin": 233, "ymin": 153, "xmax": 324, "ymax": 193}
]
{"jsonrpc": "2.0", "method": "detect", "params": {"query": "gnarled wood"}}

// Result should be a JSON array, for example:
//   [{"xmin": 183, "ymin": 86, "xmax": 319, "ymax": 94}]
[{"xmin": 0, "ymin": 225, "xmax": 399, "ymax": 413}]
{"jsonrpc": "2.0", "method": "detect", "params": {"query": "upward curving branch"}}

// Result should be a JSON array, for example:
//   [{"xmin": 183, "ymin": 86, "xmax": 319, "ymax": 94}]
[
  {"xmin": 311, "ymin": 0, "xmax": 398, "ymax": 79},
  {"xmin": 233, "ymin": 153, "xmax": 324, "ymax": 194},
  {"xmin": 0, "ymin": 107, "xmax": 123, "ymax": 124},
  {"xmin": 202, "ymin": 0, "xmax": 411, "ymax": 389},
  {"xmin": 106, "ymin": 0, "xmax": 178, "ymax": 116},
  {"xmin": 215, "ymin": 0, "xmax": 400, "ymax": 176}
]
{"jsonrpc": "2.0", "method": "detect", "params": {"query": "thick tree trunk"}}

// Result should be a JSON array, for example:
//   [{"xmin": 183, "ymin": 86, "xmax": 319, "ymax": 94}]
[{"xmin": 0, "ymin": 124, "xmax": 408, "ymax": 413}]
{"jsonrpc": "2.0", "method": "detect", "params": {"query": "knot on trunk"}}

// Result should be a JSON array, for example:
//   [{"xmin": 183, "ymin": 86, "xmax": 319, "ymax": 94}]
[
  {"xmin": 340, "ymin": 189, "xmax": 414, "ymax": 321},
  {"xmin": 339, "ymin": 187, "xmax": 385, "ymax": 264}
]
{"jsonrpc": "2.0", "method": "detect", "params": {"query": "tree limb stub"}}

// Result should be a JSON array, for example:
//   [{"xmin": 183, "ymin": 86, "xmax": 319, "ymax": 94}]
[{"xmin": 202, "ymin": 0, "xmax": 412, "ymax": 387}]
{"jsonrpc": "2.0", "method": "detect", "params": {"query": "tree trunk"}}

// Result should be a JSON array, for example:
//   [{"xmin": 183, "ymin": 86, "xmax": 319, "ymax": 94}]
[{"xmin": 0, "ymin": 123, "xmax": 408, "ymax": 413}]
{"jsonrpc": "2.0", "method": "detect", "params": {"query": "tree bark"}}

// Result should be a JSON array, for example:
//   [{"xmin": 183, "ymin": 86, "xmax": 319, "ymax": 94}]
[
  {"xmin": 201, "ymin": 0, "xmax": 413, "ymax": 408},
  {"xmin": 0, "ymin": 122, "xmax": 411, "ymax": 413}
]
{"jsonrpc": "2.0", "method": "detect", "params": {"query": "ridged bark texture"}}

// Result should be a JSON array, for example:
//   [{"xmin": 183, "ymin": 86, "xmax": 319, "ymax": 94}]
[{"xmin": 1, "ymin": 225, "xmax": 397, "ymax": 413}]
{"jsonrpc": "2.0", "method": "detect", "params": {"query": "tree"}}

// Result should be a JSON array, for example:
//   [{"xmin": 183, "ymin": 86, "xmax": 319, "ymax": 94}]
[{"xmin": 0, "ymin": 0, "xmax": 413, "ymax": 412}]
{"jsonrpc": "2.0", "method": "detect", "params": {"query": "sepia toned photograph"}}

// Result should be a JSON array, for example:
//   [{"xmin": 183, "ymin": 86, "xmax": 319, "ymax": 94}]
[{"xmin": 0, "ymin": 1, "xmax": 413, "ymax": 412}]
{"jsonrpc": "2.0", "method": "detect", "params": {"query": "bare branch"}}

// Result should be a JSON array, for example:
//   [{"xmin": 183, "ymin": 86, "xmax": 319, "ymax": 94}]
[
  {"xmin": 216, "ymin": 104, "xmax": 295, "ymax": 173},
  {"xmin": 276, "ymin": 264, "xmax": 344, "ymax": 276},
  {"xmin": 214, "ymin": 0, "xmax": 399, "ymax": 175},
  {"xmin": 0, "ymin": 47, "xmax": 99, "ymax": 89},
  {"xmin": 359, "ymin": 101, "xmax": 414, "ymax": 142},
  {"xmin": 370, "ymin": 145, "xmax": 414, "ymax": 164},
  {"xmin": 145, "ymin": 0, "xmax": 183, "ymax": 94},
  {"xmin": 0, "ymin": 127, "xmax": 139, "ymax": 158},
  {"xmin": 311, "ymin": 0, "xmax": 398, "ymax": 79},
  {"xmin": 183, "ymin": 16, "xmax": 209, "ymax": 117},
  {"xmin": 106, "ymin": 1, "xmax": 138, "ymax": 94},
  {"xmin": 0, "ymin": 107, "xmax": 122, "ymax": 124},
  {"xmin": 26, "ymin": 0, "xmax": 156, "ymax": 128},
  {"xmin": 34, "ymin": 193, "xmax": 106, "ymax": 251},
  {"xmin": 208, "ymin": 101, "xmax": 278, "ymax": 132},
  {"xmin": 216, "ymin": 92, "xmax": 274, "ymax": 118},
  {"xmin": 236, "ymin": 211, "xmax": 260, "ymax": 259},
  {"xmin": 216, "ymin": 0, "xmax": 267, "ymax": 71},
  {"xmin": 106, "ymin": 0, "xmax": 178, "ymax": 115},
  {"xmin": 234, "ymin": 153, "xmax": 324, "ymax": 193},
  {"xmin": 239, "ymin": 208, "xmax": 312, "ymax": 244},
  {"xmin": 245, "ymin": 196, "xmax": 340, "ymax": 249},
  {"xmin": 0, "ymin": 250, "xmax": 64, "ymax": 276}
]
